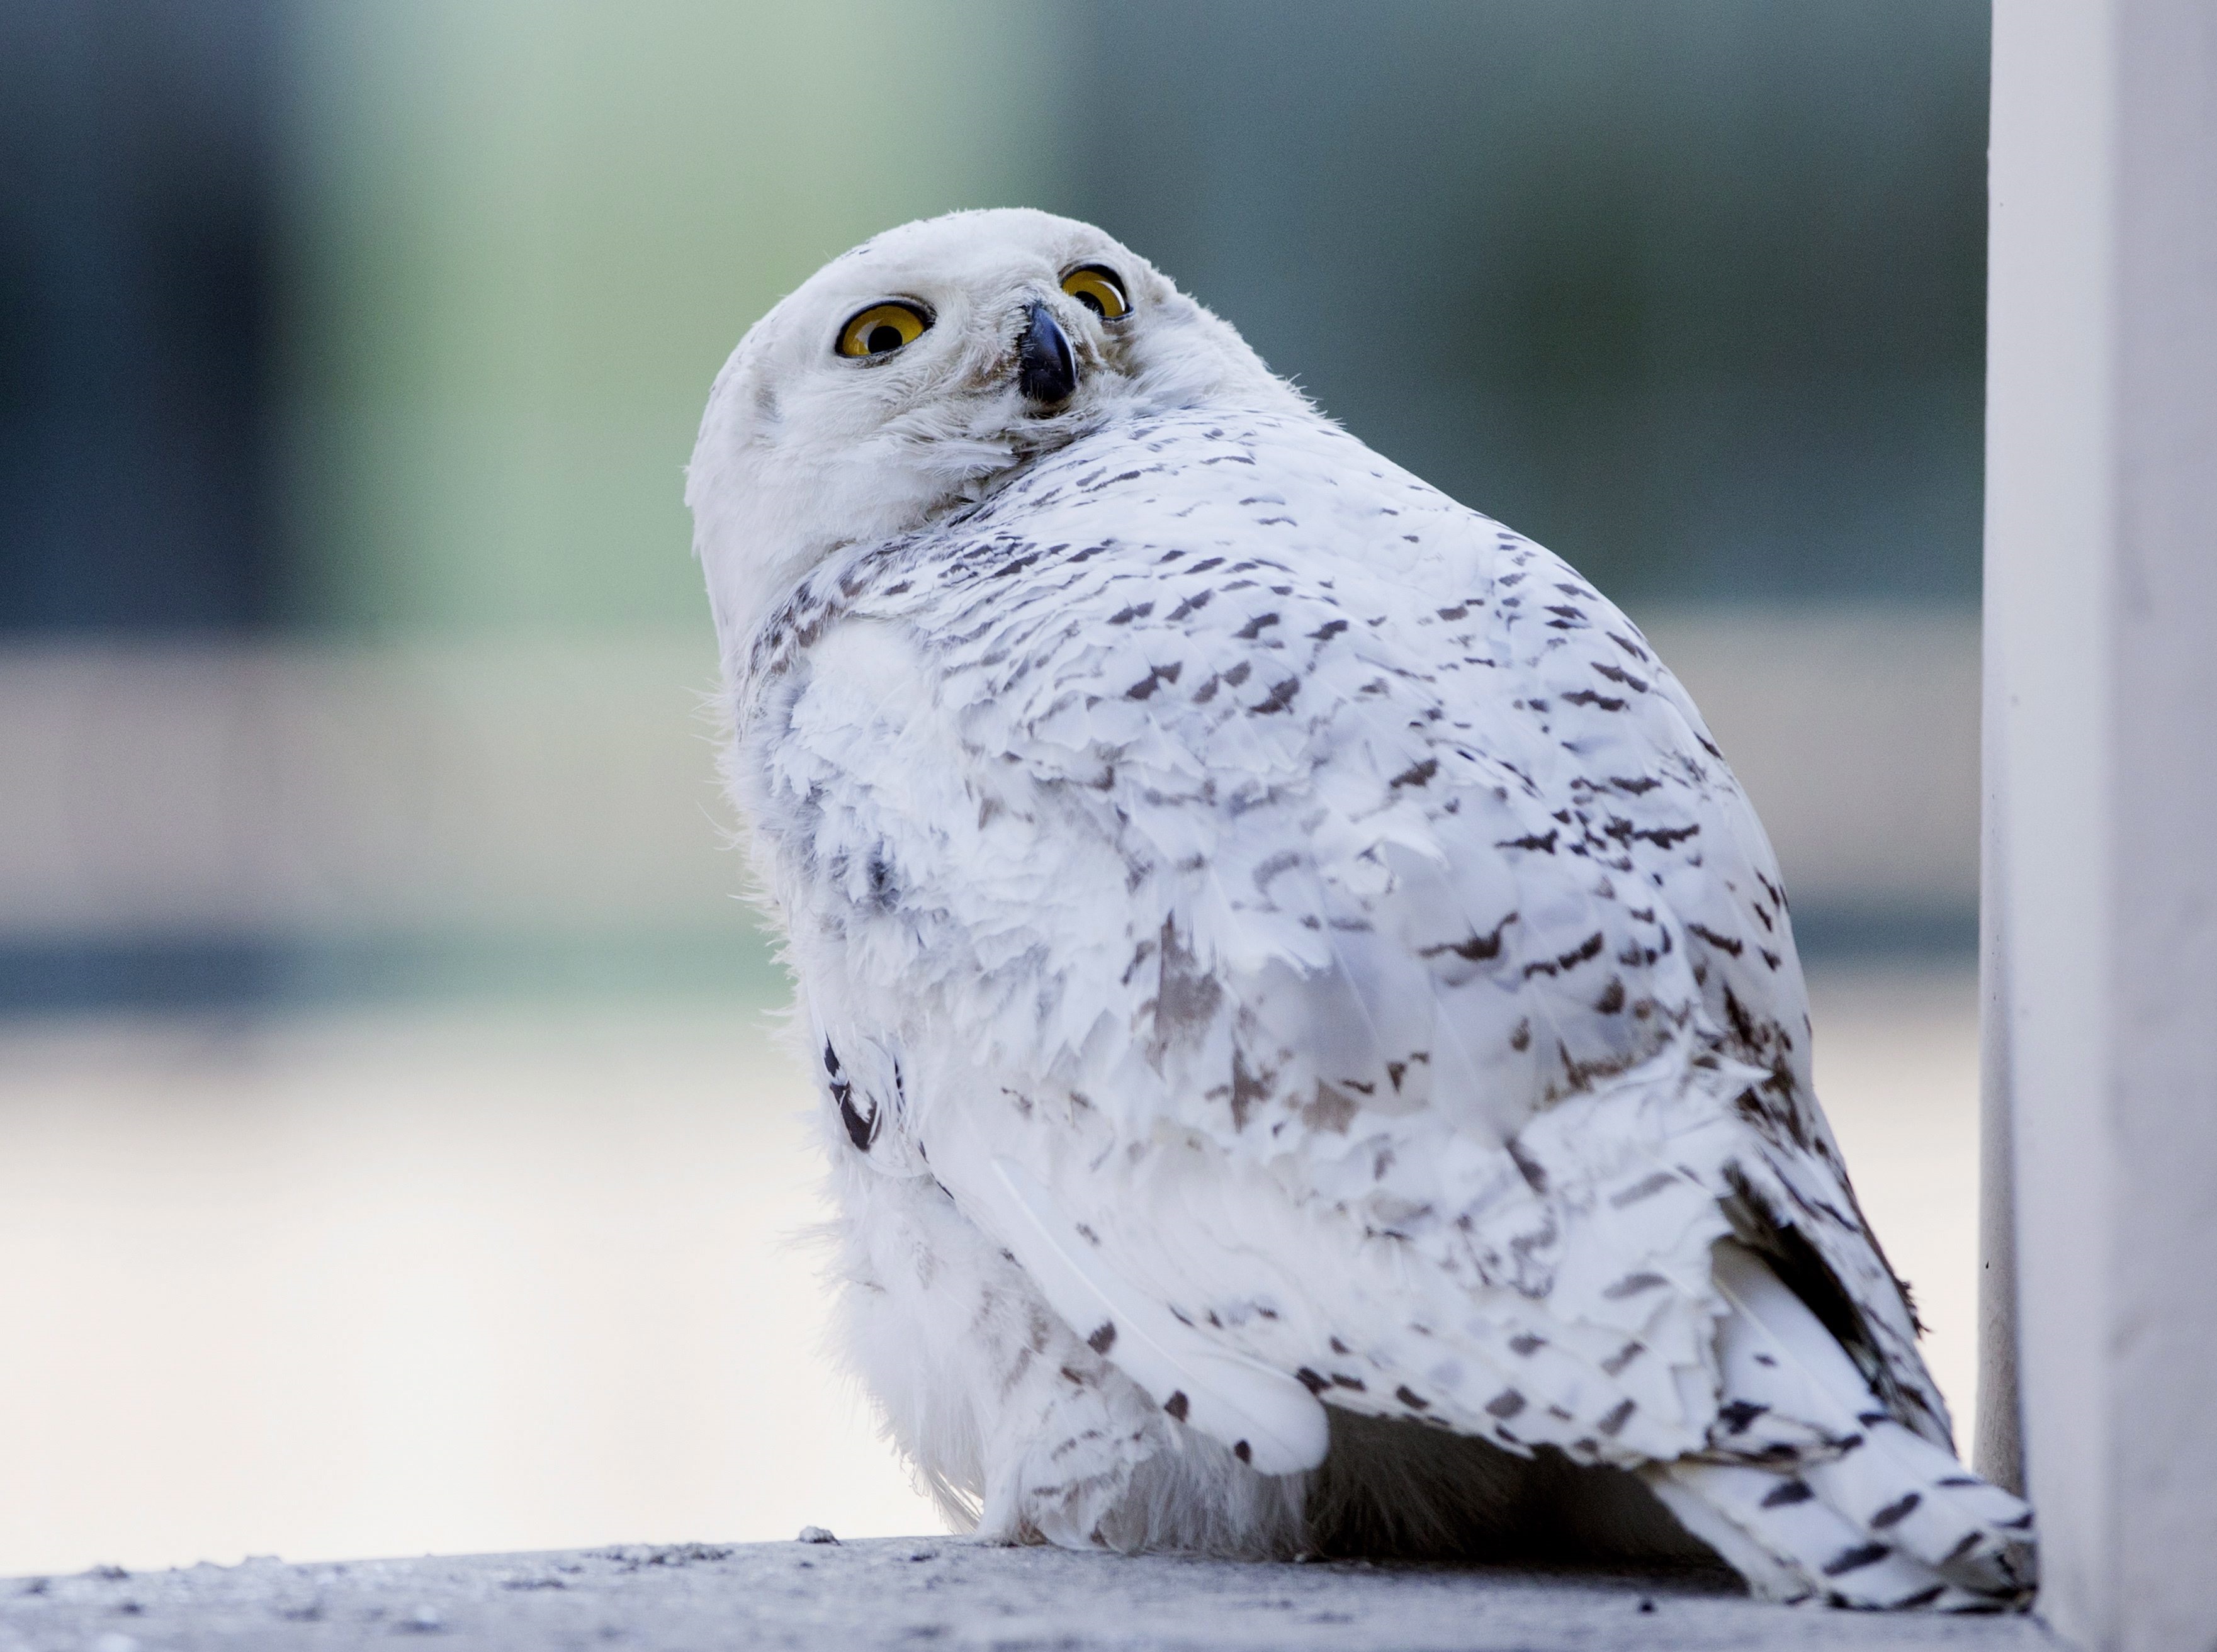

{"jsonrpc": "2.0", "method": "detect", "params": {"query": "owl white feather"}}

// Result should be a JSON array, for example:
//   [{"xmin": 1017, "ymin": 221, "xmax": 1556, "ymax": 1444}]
[{"xmin": 687, "ymin": 208, "xmax": 2034, "ymax": 1609}]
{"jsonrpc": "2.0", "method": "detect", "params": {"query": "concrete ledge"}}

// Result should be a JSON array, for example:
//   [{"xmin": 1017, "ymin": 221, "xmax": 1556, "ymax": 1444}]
[{"xmin": 3, "ymin": 1538, "xmax": 2061, "ymax": 1651}]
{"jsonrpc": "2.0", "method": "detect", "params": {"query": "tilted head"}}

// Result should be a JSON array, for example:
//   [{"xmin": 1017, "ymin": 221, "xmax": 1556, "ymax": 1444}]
[{"xmin": 686, "ymin": 208, "xmax": 1302, "ymax": 666}]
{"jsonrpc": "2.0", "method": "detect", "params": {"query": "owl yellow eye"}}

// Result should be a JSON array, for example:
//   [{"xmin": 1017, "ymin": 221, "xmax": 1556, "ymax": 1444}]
[
  {"xmin": 837, "ymin": 301, "xmax": 930, "ymax": 359},
  {"xmin": 1061, "ymin": 266, "xmax": 1129, "ymax": 320}
]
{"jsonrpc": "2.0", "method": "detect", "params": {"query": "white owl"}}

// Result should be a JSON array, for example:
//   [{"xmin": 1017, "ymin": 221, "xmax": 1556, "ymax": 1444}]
[{"xmin": 686, "ymin": 209, "xmax": 2034, "ymax": 1609}]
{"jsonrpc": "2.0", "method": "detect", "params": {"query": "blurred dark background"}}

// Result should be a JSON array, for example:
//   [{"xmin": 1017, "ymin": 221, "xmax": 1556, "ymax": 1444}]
[
  {"xmin": 1066, "ymin": 0, "xmax": 1987, "ymax": 608},
  {"xmin": 0, "ymin": 0, "xmax": 290, "ymax": 634},
  {"xmin": 2, "ymin": 0, "xmax": 1985, "ymax": 637}
]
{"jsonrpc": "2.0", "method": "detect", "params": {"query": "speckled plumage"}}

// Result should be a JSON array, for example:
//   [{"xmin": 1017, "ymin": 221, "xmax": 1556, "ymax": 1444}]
[{"xmin": 688, "ymin": 210, "xmax": 2034, "ymax": 1609}]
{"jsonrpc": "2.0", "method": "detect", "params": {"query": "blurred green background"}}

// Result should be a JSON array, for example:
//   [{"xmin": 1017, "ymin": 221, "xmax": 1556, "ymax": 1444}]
[
  {"xmin": 285, "ymin": 0, "xmax": 1986, "ymax": 634},
  {"xmin": 286, "ymin": 0, "xmax": 1059, "ymax": 637},
  {"xmin": 1, "ymin": 0, "xmax": 1989, "ymax": 1011}
]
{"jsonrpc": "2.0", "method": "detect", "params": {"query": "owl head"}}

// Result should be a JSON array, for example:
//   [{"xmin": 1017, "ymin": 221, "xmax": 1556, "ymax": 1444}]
[{"xmin": 686, "ymin": 208, "xmax": 1300, "ymax": 667}]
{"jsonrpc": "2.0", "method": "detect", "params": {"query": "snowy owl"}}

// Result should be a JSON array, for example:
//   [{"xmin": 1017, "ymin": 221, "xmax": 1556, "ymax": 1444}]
[{"xmin": 687, "ymin": 208, "xmax": 2034, "ymax": 1609}]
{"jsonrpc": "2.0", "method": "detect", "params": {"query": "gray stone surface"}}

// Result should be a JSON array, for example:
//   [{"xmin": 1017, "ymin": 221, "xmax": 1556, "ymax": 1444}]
[{"xmin": 1, "ymin": 1539, "xmax": 2063, "ymax": 1651}]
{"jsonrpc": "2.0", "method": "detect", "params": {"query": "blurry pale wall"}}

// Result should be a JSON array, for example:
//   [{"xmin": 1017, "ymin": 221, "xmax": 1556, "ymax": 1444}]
[
  {"xmin": 0, "ymin": 1006, "xmax": 949, "ymax": 1573},
  {"xmin": 0, "ymin": 971, "xmax": 1983, "ymax": 1575}
]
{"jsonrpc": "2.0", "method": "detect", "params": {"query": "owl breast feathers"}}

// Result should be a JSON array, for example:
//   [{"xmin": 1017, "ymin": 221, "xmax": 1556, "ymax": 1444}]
[{"xmin": 692, "ymin": 209, "xmax": 2034, "ymax": 1609}]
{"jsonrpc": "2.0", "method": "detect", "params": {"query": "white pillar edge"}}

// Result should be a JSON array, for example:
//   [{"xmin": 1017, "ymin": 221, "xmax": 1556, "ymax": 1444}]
[{"xmin": 1983, "ymin": 4, "xmax": 2217, "ymax": 1649}]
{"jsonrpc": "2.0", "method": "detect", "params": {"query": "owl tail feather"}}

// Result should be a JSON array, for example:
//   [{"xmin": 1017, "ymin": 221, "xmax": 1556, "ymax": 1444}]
[{"xmin": 1640, "ymin": 1241, "xmax": 2036, "ymax": 1611}]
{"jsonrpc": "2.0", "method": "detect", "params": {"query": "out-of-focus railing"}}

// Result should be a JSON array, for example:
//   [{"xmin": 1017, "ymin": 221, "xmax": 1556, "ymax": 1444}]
[{"xmin": 0, "ymin": 606, "xmax": 1976, "ymax": 1012}]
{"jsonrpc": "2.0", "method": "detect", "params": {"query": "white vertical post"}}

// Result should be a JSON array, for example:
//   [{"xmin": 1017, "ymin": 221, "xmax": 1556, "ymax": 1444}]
[{"xmin": 1985, "ymin": 4, "xmax": 2217, "ymax": 1649}]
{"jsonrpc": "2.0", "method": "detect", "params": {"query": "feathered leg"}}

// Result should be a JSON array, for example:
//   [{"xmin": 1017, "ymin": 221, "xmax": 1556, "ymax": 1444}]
[{"xmin": 823, "ymin": 1123, "xmax": 1302, "ymax": 1554}]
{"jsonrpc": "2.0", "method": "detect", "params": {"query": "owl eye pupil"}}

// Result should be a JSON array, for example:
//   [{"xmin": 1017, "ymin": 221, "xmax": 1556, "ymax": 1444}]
[
  {"xmin": 1058, "ymin": 265, "xmax": 1129, "ymax": 322},
  {"xmin": 837, "ymin": 301, "xmax": 931, "ymax": 359}
]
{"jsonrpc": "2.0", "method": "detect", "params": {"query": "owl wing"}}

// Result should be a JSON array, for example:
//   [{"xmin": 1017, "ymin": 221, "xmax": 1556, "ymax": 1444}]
[{"xmin": 744, "ymin": 408, "xmax": 1947, "ymax": 1478}]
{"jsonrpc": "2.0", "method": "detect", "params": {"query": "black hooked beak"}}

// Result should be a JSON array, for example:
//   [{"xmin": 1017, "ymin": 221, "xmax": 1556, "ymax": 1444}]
[{"xmin": 1016, "ymin": 300, "xmax": 1078, "ymax": 409}]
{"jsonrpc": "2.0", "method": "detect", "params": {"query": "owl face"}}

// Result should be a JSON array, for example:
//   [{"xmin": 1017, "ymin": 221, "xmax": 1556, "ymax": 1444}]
[{"xmin": 687, "ymin": 208, "xmax": 1295, "ymax": 666}]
